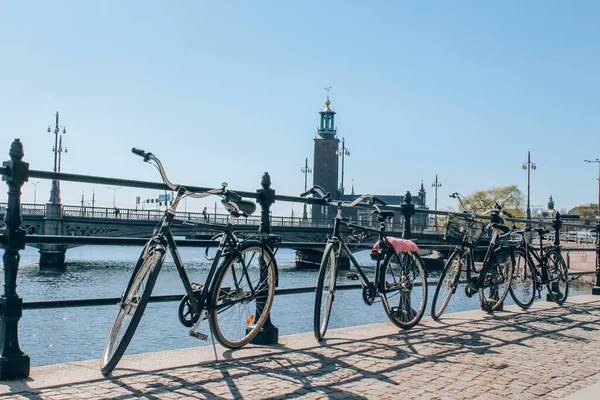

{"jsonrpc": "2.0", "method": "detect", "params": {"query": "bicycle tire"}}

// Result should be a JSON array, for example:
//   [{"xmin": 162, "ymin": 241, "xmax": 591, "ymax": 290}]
[
  {"xmin": 509, "ymin": 248, "xmax": 536, "ymax": 309},
  {"xmin": 314, "ymin": 242, "xmax": 337, "ymax": 341},
  {"xmin": 209, "ymin": 241, "xmax": 277, "ymax": 348},
  {"xmin": 101, "ymin": 244, "xmax": 165, "ymax": 375},
  {"xmin": 431, "ymin": 249, "xmax": 463, "ymax": 320},
  {"xmin": 380, "ymin": 250, "xmax": 427, "ymax": 329},
  {"xmin": 478, "ymin": 248, "xmax": 514, "ymax": 312},
  {"xmin": 546, "ymin": 249, "xmax": 569, "ymax": 305}
]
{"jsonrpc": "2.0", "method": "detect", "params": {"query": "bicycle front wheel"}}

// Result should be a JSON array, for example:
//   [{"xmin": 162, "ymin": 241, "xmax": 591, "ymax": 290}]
[
  {"xmin": 314, "ymin": 242, "xmax": 337, "ymax": 341},
  {"xmin": 431, "ymin": 249, "xmax": 463, "ymax": 320},
  {"xmin": 546, "ymin": 249, "xmax": 569, "ymax": 305},
  {"xmin": 479, "ymin": 249, "xmax": 514, "ymax": 312},
  {"xmin": 509, "ymin": 248, "xmax": 536, "ymax": 309},
  {"xmin": 380, "ymin": 251, "xmax": 427, "ymax": 329},
  {"xmin": 101, "ymin": 244, "xmax": 165, "ymax": 375},
  {"xmin": 209, "ymin": 242, "xmax": 277, "ymax": 348}
]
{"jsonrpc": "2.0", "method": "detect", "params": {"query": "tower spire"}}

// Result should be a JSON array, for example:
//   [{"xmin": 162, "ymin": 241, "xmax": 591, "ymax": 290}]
[{"xmin": 318, "ymin": 87, "xmax": 336, "ymax": 138}]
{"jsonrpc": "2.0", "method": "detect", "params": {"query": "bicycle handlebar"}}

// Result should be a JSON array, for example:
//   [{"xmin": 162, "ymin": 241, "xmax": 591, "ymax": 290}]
[
  {"xmin": 301, "ymin": 185, "xmax": 386, "ymax": 211},
  {"xmin": 370, "ymin": 196, "xmax": 387, "ymax": 207},
  {"xmin": 132, "ymin": 147, "xmax": 227, "ymax": 200}
]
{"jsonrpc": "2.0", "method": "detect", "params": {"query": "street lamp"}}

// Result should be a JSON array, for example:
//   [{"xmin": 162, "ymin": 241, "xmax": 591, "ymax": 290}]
[
  {"xmin": 522, "ymin": 151, "xmax": 536, "ymax": 222},
  {"xmin": 47, "ymin": 112, "xmax": 67, "ymax": 204},
  {"xmin": 584, "ymin": 158, "xmax": 600, "ymax": 293},
  {"xmin": 431, "ymin": 174, "xmax": 442, "ymax": 232},
  {"xmin": 301, "ymin": 158, "xmax": 312, "ymax": 220},
  {"xmin": 32, "ymin": 181, "xmax": 40, "ymax": 205},
  {"xmin": 336, "ymin": 137, "xmax": 350, "ymax": 199},
  {"xmin": 107, "ymin": 186, "xmax": 122, "ymax": 208}
]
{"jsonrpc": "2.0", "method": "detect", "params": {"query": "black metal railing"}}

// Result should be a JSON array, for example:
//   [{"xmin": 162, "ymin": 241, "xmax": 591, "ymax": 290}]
[{"xmin": 1, "ymin": 138, "xmax": 599, "ymax": 379}]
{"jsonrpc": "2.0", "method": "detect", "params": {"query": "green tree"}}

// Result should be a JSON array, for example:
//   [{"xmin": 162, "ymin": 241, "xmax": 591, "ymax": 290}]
[
  {"xmin": 459, "ymin": 185, "xmax": 525, "ymax": 217},
  {"xmin": 571, "ymin": 203, "xmax": 599, "ymax": 219}
]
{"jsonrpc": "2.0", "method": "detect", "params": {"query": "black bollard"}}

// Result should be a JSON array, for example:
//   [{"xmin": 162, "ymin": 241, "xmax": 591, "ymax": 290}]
[
  {"xmin": 250, "ymin": 172, "xmax": 279, "ymax": 345},
  {"xmin": 547, "ymin": 213, "xmax": 566, "ymax": 301},
  {"xmin": 0, "ymin": 139, "xmax": 30, "ymax": 379},
  {"xmin": 400, "ymin": 191, "xmax": 414, "ymax": 240}
]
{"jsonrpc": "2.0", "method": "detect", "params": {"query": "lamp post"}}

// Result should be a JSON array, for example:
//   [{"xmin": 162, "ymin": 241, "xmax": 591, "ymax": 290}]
[
  {"xmin": 107, "ymin": 186, "xmax": 122, "ymax": 208},
  {"xmin": 584, "ymin": 158, "xmax": 600, "ymax": 294},
  {"xmin": 431, "ymin": 174, "xmax": 442, "ymax": 232},
  {"xmin": 301, "ymin": 158, "xmax": 312, "ymax": 220},
  {"xmin": 522, "ymin": 151, "xmax": 536, "ymax": 222},
  {"xmin": 47, "ymin": 112, "xmax": 67, "ymax": 204},
  {"xmin": 32, "ymin": 181, "xmax": 39, "ymax": 205},
  {"xmin": 337, "ymin": 137, "xmax": 350, "ymax": 199}
]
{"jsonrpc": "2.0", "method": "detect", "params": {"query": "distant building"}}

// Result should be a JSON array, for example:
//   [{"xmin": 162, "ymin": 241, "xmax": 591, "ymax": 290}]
[
  {"xmin": 311, "ymin": 96, "xmax": 339, "ymax": 220},
  {"xmin": 310, "ymin": 95, "xmax": 427, "ymax": 227}
]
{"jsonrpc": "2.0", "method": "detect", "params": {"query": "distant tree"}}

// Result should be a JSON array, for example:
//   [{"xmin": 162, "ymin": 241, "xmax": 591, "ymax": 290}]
[
  {"xmin": 571, "ymin": 203, "xmax": 599, "ymax": 219},
  {"xmin": 458, "ymin": 185, "xmax": 525, "ymax": 217}
]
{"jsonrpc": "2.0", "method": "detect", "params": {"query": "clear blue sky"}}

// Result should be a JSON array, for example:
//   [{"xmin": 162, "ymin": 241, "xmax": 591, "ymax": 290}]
[{"xmin": 1, "ymin": 1, "xmax": 599, "ymax": 216}]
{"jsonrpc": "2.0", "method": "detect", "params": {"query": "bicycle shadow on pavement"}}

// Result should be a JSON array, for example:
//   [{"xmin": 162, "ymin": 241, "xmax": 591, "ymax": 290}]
[{"xmin": 2, "ymin": 299, "xmax": 600, "ymax": 399}]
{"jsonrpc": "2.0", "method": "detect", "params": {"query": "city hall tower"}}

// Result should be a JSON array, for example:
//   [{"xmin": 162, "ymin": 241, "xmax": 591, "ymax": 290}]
[{"xmin": 312, "ymin": 95, "xmax": 339, "ymax": 220}]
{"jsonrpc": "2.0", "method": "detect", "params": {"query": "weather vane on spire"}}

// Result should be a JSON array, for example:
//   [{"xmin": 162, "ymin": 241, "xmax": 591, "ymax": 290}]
[{"xmin": 325, "ymin": 86, "xmax": 331, "ymax": 100}]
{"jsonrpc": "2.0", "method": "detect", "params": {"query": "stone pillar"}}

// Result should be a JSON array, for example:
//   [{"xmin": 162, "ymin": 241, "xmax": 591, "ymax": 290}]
[
  {"xmin": 251, "ymin": 172, "xmax": 279, "ymax": 344},
  {"xmin": 0, "ymin": 139, "xmax": 31, "ymax": 379},
  {"xmin": 39, "ymin": 202, "xmax": 66, "ymax": 268}
]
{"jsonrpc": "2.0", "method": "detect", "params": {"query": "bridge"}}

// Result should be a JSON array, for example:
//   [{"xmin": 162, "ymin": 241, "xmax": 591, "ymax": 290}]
[{"xmin": 0, "ymin": 199, "xmax": 445, "ymax": 269}]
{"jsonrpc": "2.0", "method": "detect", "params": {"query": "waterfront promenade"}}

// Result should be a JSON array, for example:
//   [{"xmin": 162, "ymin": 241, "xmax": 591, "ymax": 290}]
[{"xmin": 1, "ymin": 295, "xmax": 600, "ymax": 399}]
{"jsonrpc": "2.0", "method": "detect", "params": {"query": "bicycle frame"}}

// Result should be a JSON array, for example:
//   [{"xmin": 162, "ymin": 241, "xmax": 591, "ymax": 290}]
[
  {"xmin": 452, "ymin": 226, "xmax": 506, "ymax": 293},
  {"xmin": 328, "ymin": 204, "xmax": 393, "ymax": 299},
  {"xmin": 149, "ymin": 187, "xmax": 253, "ymax": 330},
  {"xmin": 517, "ymin": 234, "xmax": 560, "ymax": 285}
]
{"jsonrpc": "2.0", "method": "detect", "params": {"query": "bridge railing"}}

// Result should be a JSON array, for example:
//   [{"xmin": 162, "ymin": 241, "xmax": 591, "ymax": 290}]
[{"xmin": 1, "ymin": 138, "xmax": 599, "ymax": 379}]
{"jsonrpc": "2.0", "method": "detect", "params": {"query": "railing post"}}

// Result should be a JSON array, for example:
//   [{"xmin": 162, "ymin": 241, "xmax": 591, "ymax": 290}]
[
  {"xmin": 594, "ymin": 215, "xmax": 600, "ymax": 295},
  {"xmin": 547, "ymin": 212, "xmax": 566, "ymax": 301},
  {"xmin": 401, "ymin": 191, "xmax": 414, "ymax": 240},
  {"xmin": 0, "ymin": 139, "xmax": 30, "ymax": 379},
  {"xmin": 252, "ymin": 172, "xmax": 278, "ymax": 344}
]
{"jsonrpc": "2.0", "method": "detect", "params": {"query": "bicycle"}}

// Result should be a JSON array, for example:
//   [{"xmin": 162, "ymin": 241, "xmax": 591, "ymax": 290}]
[
  {"xmin": 101, "ymin": 148, "xmax": 280, "ymax": 375},
  {"xmin": 431, "ymin": 193, "xmax": 515, "ymax": 320},
  {"xmin": 509, "ymin": 213, "xmax": 569, "ymax": 308},
  {"xmin": 301, "ymin": 185, "xmax": 428, "ymax": 341}
]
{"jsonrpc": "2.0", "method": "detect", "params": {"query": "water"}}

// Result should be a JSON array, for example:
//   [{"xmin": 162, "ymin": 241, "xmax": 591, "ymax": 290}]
[{"xmin": 3, "ymin": 245, "xmax": 589, "ymax": 367}]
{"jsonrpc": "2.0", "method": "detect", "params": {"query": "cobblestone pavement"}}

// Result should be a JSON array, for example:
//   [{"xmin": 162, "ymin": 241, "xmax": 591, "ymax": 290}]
[{"xmin": 2, "ymin": 297, "xmax": 600, "ymax": 399}]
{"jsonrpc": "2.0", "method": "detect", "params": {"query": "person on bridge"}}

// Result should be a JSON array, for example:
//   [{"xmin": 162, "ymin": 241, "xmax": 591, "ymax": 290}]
[{"xmin": 202, "ymin": 207, "xmax": 208, "ymax": 222}]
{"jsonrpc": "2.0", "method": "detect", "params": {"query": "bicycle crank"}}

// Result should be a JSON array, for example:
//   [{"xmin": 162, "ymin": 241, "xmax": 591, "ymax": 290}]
[
  {"xmin": 362, "ymin": 286, "xmax": 375, "ymax": 306},
  {"xmin": 178, "ymin": 283, "xmax": 204, "ymax": 327}
]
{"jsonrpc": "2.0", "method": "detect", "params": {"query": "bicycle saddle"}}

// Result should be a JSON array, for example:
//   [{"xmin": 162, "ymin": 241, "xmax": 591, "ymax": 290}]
[
  {"xmin": 235, "ymin": 199, "xmax": 257, "ymax": 215},
  {"xmin": 491, "ymin": 223, "xmax": 510, "ymax": 234},
  {"xmin": 222, "ymin": 199, "xmax": 257, "ymax": 216},
  {"xmin": 372, "ymin": 210, "xmax": 395, "ymax": 222}
]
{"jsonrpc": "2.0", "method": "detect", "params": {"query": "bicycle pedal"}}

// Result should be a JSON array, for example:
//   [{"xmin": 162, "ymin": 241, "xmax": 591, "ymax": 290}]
[
  {"xmin": 189, "ymin": 331, "xmax": 208, "ymax": 341},
  {"xmin": 347, "ymin": 273, "xmax": 359, "ymax": 280}
]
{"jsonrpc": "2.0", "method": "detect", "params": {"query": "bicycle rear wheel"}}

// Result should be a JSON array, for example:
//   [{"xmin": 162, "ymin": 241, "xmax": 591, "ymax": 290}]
[
  {"xmin": 314, "ymin": 242, "xmax": 337, "ymax": 341},
  {"xmin": 479, "ymin": 249, "xmax": 514, "ymax": 312},
  {"xmin": 509, "ymin": 248, "xmax": 536, "ymax": 309},
  {"xmin": 101, "ymin": 244, "xmax": 165, "ymax": 375},
  {"xmin": 380, "ymin": 251, "xmax": 427, "ymax": 329},
  {"xmin": 209, "ymin": 242, "xmax": 277, "ymax": 348},
  {"xmin": 546, "ymin": 249, "xmax": 569, "ymax": 305},
  {"xmin": 431, "ymin": 249, "xmax": 463, "ymax": 320}
]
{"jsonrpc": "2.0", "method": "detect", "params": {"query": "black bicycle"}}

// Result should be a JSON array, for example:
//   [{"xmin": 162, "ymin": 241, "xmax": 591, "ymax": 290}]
[
  {"xmin": 301, "ymin": 185, "xmax": 427, "ymax": 341},
  {"xmin": 101, "ymin": 148, "xmax": 280, "ymax": 375},
  {"xmin": 431, "ymin": 194, "xmax": 515, "ymax": 319},
  {"xmin": 509, "ymin": 213, "xmax": 569, "ymax": 308}
]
